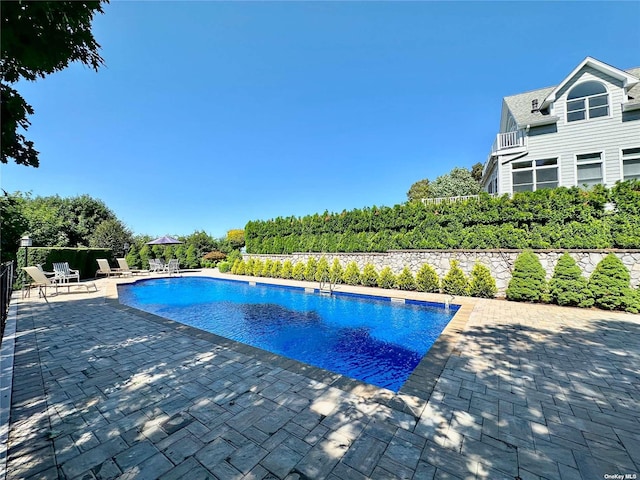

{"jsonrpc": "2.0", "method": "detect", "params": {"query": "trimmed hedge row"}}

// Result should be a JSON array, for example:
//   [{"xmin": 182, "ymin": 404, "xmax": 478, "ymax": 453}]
[
  {"xmin": 15, "ymin": 247, "xmax": 112, "ymax": 286},
  {"xmin": 245, "ymin": 181, "xmax": 640, "ymax": 253},
  {"xmin": 507, "ymin": 252, "xmax": 640, "ymax": 313},
  {"xmin": 229, "ymin": 257, "xmax": 498, "ymax": 298}
]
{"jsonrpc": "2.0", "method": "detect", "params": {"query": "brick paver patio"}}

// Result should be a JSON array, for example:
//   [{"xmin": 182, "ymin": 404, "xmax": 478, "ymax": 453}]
[{"xmin": 3, "ymin": 273, "xmax": 640, "ymax": 479}]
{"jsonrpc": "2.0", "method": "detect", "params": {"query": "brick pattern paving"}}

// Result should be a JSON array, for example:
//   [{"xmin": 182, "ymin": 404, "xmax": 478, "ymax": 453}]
[{"xmin": 6, "ymin": 283, "xmax": 640, "ymax": 479}]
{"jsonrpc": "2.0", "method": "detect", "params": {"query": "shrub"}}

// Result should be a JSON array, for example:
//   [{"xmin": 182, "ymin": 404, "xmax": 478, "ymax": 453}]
[
  {"xmin": 329, "ymin": 258, "xmax": 344, "ymax": 284},
  {"xmin": 441, "ymin": 260, "xmax": 470, "ymax": 296},
  {"xmin": 416, "ymin": 263, "xmax": 440, "ymax": 293},
  {"xmin": 506, "ymin": 251, "xmax": 548, "ymax": 302},
  {"xmin": 235, "ymin": 259, "xmax": 246, "ymax": 275},
  {"xmin": 269, "ymin": 260, "xmax": 282, "ymax": 278},
  {"xmin": 378, "ymin": 267, "xmax": 396, "ymax": 289},
  {"xmin": 203, "ymin": 251, "xmax": 226, "ymax": 262},
  {"xmin": 315, "ymin": 256, "xmax": 330, "ymax": 282},
  {"xmin": 588, "ymin": 253, "xmax": 640, "ymax": 313},
  {"xmin": 252, "ymin": 259, "xmax": 264, "ymax": 277},
  {"xmin": 292, "ymin": 262, "xmax": 305, "ymax": 280},
  {"xmin": 218, "ymin": 261, "xmax": 231, "ymax": 273},
  {"xmin": 549, "ymin": 253, "xmax": 593, "ymax": 307},
  {"xmin": 396, "ymin": 266, "xmax": 416, "ymax": 291},
  {"xmin": 343, "ymin": 261, "xmax": 361, "ymax": 285},
  {"xmin": 361, "ymin": 263, "xmax": 379, "ymax": 287},
  {"xmin": 304, "ymin": 257, "xmax": 317, "ymax": 282},
  {"xmin": 262, "ymin": 259, "xmax": 274, "ymax": 277},
  {"xmin": 280, "ymin": 260, "xmax": 293, "ymax": 279},
  {"xmin": 469, "ymin": 262, "xmax": 497, "ymax": 298},
  {"xmin": 231, "ymin": 259, "xmax": 241, "ymax": 274},
  {"xmin": 244, "ymin": 258, "xmax": 255, "ymax": 276}
]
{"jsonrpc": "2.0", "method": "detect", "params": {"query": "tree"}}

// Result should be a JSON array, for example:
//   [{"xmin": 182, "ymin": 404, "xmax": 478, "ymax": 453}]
[
  {"xmin": 89, "ymin": 219, "xmax": 132, "ymax": 257},
  {"xmin": 469, "ymin": 262, "xmax": 497, "ymax": 298},
  {"xmin": 1, "ymin": 1, "xmax": 108, "ymax": 166},
  {"xmin": 506, "ymin": 251, "xmax": 548, "ymax": 302},
  {"xmin": 407, "ymin": 179, "xmax": 431, "ymax": 202},
  {"xmin": 588, "ymin": 253, "xmax": 639, "ymax": 313},
  {"xmin": 415, "ymin": 263, "xmax": 440, "ymax": 293},
  {"xmin": 471, "ymin": 162, "xmax": 484, "ymax": 182},
  {"xmin": 0, "ymin": 191, "xmax": 28, "ymax": 262},
  {"xmin": 549, "ymin": 253, "xmax": 592, "ymax": 307},
  {"xmin": 441, "ymin": 260, "xmax": 470, "ymax": 296},
  {"xmin": 429, "ymin": 167, "xmax": 481, "ymax": 198}
]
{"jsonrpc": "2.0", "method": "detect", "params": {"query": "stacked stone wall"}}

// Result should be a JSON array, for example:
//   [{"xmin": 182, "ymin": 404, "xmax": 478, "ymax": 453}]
[{"xmin": 243, "ymin": 250, "xmax": 640, "ymax": 295}]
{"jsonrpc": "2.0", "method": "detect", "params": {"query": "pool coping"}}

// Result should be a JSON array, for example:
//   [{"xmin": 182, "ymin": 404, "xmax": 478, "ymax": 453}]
[{"xmin": 105, "ymin": 270, "xmax": 475, "ymax": 417}]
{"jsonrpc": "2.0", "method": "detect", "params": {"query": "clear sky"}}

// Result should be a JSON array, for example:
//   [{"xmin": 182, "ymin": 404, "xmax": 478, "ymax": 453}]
[{"xmin": 1, "ymin": 1, "xmax": 639, "ymax": 239}]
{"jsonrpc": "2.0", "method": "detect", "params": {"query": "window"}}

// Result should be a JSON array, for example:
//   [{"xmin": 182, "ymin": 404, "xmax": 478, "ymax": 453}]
[
  {"xmin": 622, "ymin": 147, "xmax": 640, "ymax": 181},
  {"xmin": 576, "ymin": 152, "xmax": 603, "ymax": 187},
  {"xmin": 512, "ymin": 159, "xmax": 558, "ymax": 192},
  {"xmin": 567, "ymin": 81, "xmax": 609, "ymax": 122}
]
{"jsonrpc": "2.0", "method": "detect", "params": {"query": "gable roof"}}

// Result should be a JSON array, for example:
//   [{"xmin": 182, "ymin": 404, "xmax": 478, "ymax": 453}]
[
  {"xmin": 504, "ymin": 58, "xmax": 640, "ymax": 128},
  {"xmin": 540, "ymin": 57, "xmax": 639, "ymax": 109}
]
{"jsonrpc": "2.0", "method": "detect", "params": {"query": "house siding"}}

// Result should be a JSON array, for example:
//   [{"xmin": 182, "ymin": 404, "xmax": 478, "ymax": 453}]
[{"xmin": 494, "ymin": 65, "xmax": 640, "ymax": 194}]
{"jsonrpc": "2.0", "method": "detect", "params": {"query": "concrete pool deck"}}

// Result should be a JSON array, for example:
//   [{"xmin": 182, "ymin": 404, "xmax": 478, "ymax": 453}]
[{"xmin": 2, "ymin": 269, "xmax": 639, "ymax": 479}]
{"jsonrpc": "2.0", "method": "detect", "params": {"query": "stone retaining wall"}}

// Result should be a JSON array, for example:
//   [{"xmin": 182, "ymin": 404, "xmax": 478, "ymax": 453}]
[{"xmin": 243, "ymin": 250, "xmax": 640, "ymax": 295}]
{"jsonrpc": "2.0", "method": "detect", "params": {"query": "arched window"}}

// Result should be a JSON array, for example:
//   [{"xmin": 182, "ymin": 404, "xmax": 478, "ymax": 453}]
[{"xmin": 566, "ymin": 81, "xmax": 609, "ymax": 122}]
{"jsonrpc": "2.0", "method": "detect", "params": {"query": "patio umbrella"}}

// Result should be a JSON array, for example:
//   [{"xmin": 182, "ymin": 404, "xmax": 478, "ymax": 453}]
[{"xmin": 146, "ymin": 236, "xmax": 183, "ymax": 245}]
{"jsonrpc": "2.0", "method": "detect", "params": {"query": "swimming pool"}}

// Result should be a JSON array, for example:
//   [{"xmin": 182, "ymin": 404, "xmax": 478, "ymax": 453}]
[{"xmin": 117, "ymin": 277, "xmax": 459, "ymax": 392}]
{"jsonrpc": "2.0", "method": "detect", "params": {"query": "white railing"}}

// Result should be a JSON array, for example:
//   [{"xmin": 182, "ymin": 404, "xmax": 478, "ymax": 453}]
[
  {"xmin": 491, "ymin": 130, "xmax": 526, "ymax": 153},
  {"xmin": 421, "ymin": 193, "xmax": 501, "ymax": 206}
]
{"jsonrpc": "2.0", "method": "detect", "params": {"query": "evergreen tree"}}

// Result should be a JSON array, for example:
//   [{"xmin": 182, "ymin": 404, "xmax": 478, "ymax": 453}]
[
  {"xmin": 396, "ymin": 266, "xmax": 417, "ymax": 291},
  {"xmin": 269, "ymin": 260, "xmax": 282, "ymax": 278},
  {"xmin": 292, "ymin": 262, "xmax": 305, "ymax": 280},
  {"xmin": 262, "ymin": 259, "xmax": 274, "ymax": 277},
  {"xmin": 378, "ymin": 267, "xmax": 396, "ymax": 289},
  {"xmin": 343, "ymin": 261, "xmax": 361, "ymax": 285},
  {"xmin": 416, "ymin": 263, "xmax": 440, "ymax": 293},
  {"xmin": 441, "ymin": 260, "xmax": 470, "ymax": 296},
  {"xmin": 549, "ymin": 253, "xmax": 593, "ymax": 307},
  {"xmin": 281, "ymin": 260, "xmax": 294, "ymax": 279},
  {"xmin": 304, "ymin": 257, "xmax": 317, "ymax": 281},
  {"xmin": 361, "ymin": 263, "xmax": 379, "ymax": 287},
  {"xmin": 588, "ymin": 253, "xmax": 639, "ymax": 313},
  {"xmin": 315, "ymin": 256, "xmax": 330, "ymax": 282},
  {"xmin": 125, "ymin": 243, "xmax": 141, "ymax": 269},
  {"xmin": 469, "ymin": 262, "xmax": 497, "ymax": 298},
  {"xmin": 329, "ymin": 258, "xmax": 344, "ymax": 284},
  {"xmin": 252, "ymin": 259, "xmax": 264, "ymax": 276},
  {"xmin": 506, "ymin": 251, "xmax": 548, "ymax": 302}
]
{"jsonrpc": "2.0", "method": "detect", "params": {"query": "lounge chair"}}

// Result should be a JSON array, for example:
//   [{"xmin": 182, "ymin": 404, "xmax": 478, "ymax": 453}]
[
  {"xmin": 95, "ymin": 259, "xmax": 123, "ymax": 278},
  {"xmin": 53, "ymin": 262, "xmax": 80, "ymax": 284},
  {"xmin": 148, "ymin": 258, "xmax": 164, "ymax": 273},
  {"xmin": 164, "ymin": 259, "xmax": 180, "ymax": 275},
  {"xmin": 23, "ymin": 266, "xmax": 58, "ymax": 299},
  {"xmin": 117, "ymin": 258, "xmax": 149, "ymax": 276},
  {"xmin": 23, "ymin": 266, "xmax": 97, "ymax": 300}
]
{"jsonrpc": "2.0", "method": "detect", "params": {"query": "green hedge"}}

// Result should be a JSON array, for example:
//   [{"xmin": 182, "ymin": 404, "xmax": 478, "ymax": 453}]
[
  {"xmin": 16, "ymin": 247, "xmax": 112, "ymax": 286},
  {"xmin": 245, "ymin": 181, "xmax": 640, "ymax": 253}
]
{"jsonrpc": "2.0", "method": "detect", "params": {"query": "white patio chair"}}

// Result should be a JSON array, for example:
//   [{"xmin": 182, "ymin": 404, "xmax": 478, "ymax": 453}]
[
  {"xmin": 53, "ymin": 262, "xmax": 80, "ymax": 284},
  {"xmin": 148, "ymin": 258, "xmax": 163, "ymax": 272},
  {"xmin": 164, "ymin": 259, "xmax": 180, "ymax": 275}
]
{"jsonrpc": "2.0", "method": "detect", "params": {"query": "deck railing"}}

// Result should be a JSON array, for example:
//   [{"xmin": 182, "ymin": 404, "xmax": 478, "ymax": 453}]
[
  {"xmin": 421, "ymin": 193, "xmax": 501, "ymax": 206},
  {"xmin": 1, "ymin": 261, "xmax": 15, "ymax": 345},
  {"xmin": 491, "ymin": 130, "xmax": 526, "ymax": 154}
]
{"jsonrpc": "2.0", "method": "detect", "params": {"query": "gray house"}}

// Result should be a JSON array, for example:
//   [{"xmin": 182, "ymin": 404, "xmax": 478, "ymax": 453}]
[{"xmin": 481, "ymin": 57, "xmax": 640, "ymax": 195}]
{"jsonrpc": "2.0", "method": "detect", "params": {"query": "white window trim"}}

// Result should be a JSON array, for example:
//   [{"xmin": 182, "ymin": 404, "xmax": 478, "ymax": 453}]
[
  {"xmin": 621, "ymin": 146, "xmax": 640, "ymax": 181},
  {"xmin": 565, "ymin": 81, "xmax": 611, "ymax": 124},
  {"xmin": 575, "ymin": 151, "xmax": 605, "ymax": 187},
  {"xmin": 512, "ymin": 158, "xmax": 559, "ymax": 192}
]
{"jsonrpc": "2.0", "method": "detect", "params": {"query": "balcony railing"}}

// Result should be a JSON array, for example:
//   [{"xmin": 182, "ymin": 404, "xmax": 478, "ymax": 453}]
[{"xmin": 491, "ymin": 130, "xmax": 526, "ymax": 154}]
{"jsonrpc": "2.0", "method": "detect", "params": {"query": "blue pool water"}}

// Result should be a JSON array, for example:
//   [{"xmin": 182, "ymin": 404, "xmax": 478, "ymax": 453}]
[{"xmin": 117, "ymin": 277, "xmax": 459, "ymax": 392}]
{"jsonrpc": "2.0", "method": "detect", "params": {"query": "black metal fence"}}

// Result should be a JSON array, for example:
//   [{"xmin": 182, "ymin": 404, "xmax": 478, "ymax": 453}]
[{"xmin": 1, "ymin": 261, "xmax": 15, "ymax": 345}]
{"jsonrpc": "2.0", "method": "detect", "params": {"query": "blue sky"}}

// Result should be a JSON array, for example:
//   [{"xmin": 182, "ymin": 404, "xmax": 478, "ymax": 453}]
[{"xmin": 2, "ymin": 1, "xmax": 639, "ymax": 239}]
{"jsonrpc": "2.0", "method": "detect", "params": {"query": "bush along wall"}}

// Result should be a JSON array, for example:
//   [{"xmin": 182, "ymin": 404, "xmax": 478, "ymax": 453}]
[
  {"xmin": 227, "ymin": 255, "xmax": 496, "ymax": 298},
  {"xmin": 16, "ymin": 247, "xmax": 112, "ymax": 286},
  {"xmin": 245, "ymin": 181, "xmax": 640, "ymax": 253}
]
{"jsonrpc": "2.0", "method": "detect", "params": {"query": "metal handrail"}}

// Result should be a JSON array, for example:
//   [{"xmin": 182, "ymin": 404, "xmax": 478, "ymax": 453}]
[{"xmin": 1, "ymin": 261, "xmax": 15, "ymax": 345}]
